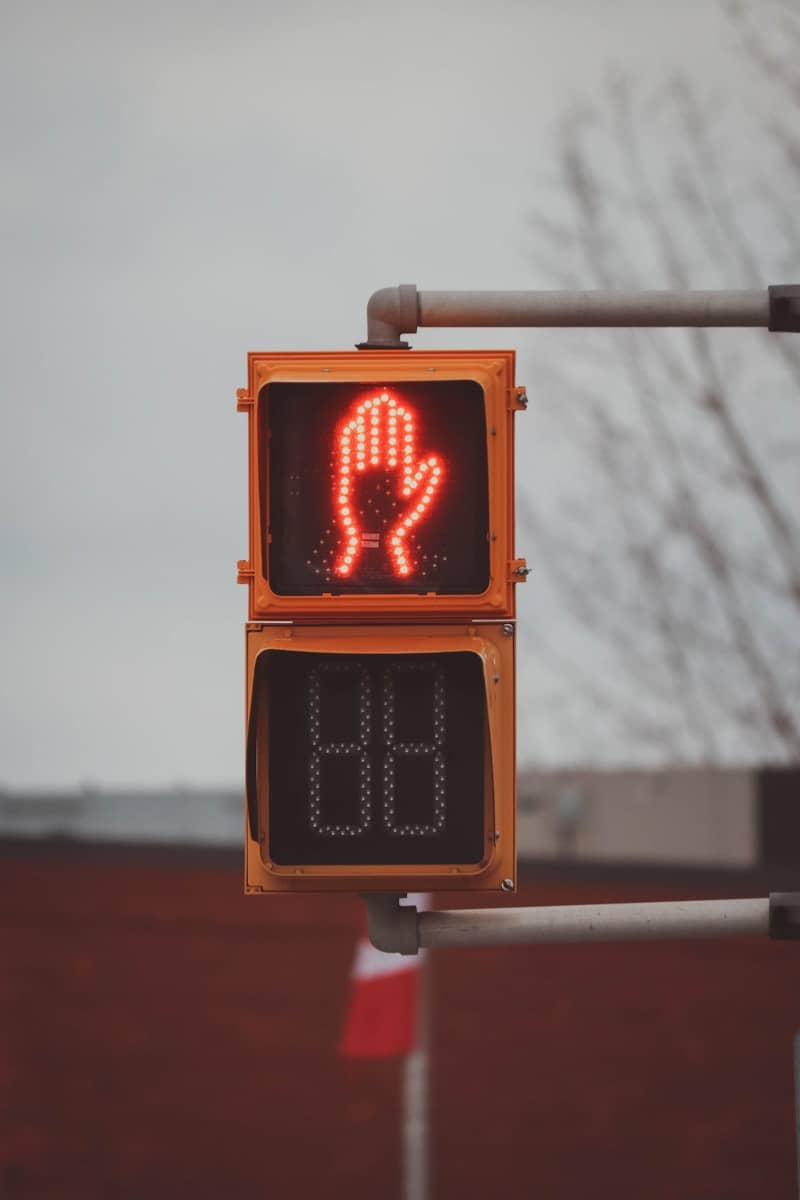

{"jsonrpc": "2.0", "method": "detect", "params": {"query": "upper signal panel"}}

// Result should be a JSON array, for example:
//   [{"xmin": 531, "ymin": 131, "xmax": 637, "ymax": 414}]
[{"xmin": 237, "ymin": 350, "xmax": 522, "ymax": 621}]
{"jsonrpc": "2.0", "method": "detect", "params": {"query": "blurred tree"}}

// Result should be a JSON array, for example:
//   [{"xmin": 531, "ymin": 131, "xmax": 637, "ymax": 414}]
[{"xmin": 522, "ymin": 0, "xmax": 800, "ymax": 765}]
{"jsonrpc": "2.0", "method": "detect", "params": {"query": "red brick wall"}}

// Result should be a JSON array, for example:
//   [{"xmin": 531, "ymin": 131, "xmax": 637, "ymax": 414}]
[{"xmin": 1, "ymin": 852, "xmax": 798, "ymax": 1198}]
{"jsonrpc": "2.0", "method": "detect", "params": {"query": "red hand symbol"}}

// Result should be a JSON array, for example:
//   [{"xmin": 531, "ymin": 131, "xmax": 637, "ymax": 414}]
[{"xmin": 333, "ymin": 391, "xmax": 443, "ymax": 578}]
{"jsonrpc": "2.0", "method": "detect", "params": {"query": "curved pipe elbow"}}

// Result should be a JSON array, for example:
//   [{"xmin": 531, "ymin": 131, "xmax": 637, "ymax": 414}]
[
  {"xmin": 364, "ymin": 894, "xmax": 421, "ymax": 955},
  {"xmin": 363, "ymin": 284, "xmax": 419, "ymax": 348}
]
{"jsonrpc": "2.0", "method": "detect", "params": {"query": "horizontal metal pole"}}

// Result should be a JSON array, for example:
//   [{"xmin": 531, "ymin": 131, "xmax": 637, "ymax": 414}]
[
  {"xmin": 365, "ymin": 894, "xmax": 781, "ymax": 954},
  {"xmin": 418, "ymin": 289, "xmax": 768, "ymax": 329},
  {"xmin": 417, "ymin": 898, "xmax": 770, "ymax": 950},
  {"xmin": 359, "ymin": 284, "xmax": 800, "ymax": 347}
]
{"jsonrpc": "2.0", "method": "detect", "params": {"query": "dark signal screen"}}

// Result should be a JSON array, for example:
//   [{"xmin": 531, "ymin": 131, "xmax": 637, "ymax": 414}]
[
  {"xmin": 265, "ymin": 380, "xmax": 489, "ymax": 595},
  {"xmin": 260, "ymin": 650, "xmax": 486, "ymax": 867}
]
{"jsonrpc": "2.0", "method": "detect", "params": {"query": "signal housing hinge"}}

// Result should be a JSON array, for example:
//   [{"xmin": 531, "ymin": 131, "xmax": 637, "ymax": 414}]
[
  {"xmin": 508, "ymin": 387, "xmax": 528, "ymax": 412},
  {"xmin": 237, "ymin": 388, "xmax": 253, "ymax": 412},
  {"xmin": 508, "ymin": 558, "xmax": 530, "ymax": 582}
]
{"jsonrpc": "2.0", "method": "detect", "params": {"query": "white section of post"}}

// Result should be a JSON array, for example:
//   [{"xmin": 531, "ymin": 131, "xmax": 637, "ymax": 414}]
[{"xmin": 403, "ymin": 1007, "xmax": 429, "ymax": 1200}]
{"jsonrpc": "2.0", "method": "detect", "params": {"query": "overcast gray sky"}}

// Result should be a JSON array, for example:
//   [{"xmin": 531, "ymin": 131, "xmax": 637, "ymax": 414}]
[{"xmin": 0, "ymin": 0, "xmax": 785, "ymax": 786}]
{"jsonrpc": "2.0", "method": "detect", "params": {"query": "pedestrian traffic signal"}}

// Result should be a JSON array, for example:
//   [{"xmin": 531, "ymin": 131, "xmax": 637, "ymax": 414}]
[
  {"xmin": 237, "ymin": 351, "xmax": 525, "ymax": 620},
  {"xmin": 237, "ymin": 351, "xmax": 524, "ymax": 893}
]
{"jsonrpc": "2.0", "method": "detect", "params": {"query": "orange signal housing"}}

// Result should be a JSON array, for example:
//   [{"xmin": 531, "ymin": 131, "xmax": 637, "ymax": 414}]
[
  {"xmin": 236, "ymin": 350, "xmax": 523, "ymax": 622},
  {"xmin": 244, "ymin": 622, "xmax": 516, "ymax": 894}
]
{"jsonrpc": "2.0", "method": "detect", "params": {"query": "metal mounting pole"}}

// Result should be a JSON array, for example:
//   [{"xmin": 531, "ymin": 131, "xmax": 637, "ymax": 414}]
[
  {"xmin": 358, "ymin": 284, "xmax": 800, "ymax": 348},
  {"xmin": 356, "ymin": 285, "xmax": 800, "ymax": 954},
  {"xmin": 365, "ymin": 893, "xmax": 800, "ymax": 956}
]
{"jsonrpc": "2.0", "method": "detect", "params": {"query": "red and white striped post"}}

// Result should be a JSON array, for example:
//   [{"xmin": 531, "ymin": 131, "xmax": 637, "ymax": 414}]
[{"xmin": 340, "ymin": 895, "xmax": 430, "ymax": 1200}]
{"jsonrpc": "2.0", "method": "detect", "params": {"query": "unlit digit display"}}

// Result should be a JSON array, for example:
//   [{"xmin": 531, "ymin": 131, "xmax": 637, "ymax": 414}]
[
  {"xmin": 266, "ymin": 380, "xmax": 489, "ymax": 596},
  {"xmin": 308, "ymin": 663, "xmax": 373, "ymax": 837},
  {"xmin": 382, "ymin": 662, "xmax": 446, "ymax": 837},
  {"xmin": 264, "ymin": 651, "xmax": 486, "ymax": 866}
]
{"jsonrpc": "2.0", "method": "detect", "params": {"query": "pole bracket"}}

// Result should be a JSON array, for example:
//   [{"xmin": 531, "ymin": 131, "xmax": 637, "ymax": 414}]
[
  {"xmin": 768, "ymin": 286, "xmax": 800, "ymax": 332},
  {"xmin": 769, "ymin": 892, "xmax": 800, "ymax": 940},
  {"xmin": 356, "ymin": 285, "xmax": 418, "ymax": 349},
  {"xmin": 364, "ymin": 893, "xmax": 420, "ymax": 955}
]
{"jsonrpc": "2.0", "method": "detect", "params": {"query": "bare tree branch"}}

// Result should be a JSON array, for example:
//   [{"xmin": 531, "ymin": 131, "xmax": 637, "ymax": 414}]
[{"xmin": 525, "ymin": 44, "xmax": 800, "ymax": 764}]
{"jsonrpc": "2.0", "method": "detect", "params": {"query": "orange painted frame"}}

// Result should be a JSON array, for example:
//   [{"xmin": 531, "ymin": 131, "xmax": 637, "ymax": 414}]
[
  {"xmin": 244, "ymin": 622, "xmax": 516, "ymax": 894},
  {"xmin": 237, "ymin": 350, "xmax": 520, "ymax": 622}
]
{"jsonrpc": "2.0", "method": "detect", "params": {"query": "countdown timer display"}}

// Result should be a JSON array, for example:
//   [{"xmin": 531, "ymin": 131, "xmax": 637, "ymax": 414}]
[
  {"xmin": 262, "ymin": 650, "xmax": 486, "ymax": 867},
  {"xmin": 265, "ymin": 380, "xmax": 489, "ymax": 596}
]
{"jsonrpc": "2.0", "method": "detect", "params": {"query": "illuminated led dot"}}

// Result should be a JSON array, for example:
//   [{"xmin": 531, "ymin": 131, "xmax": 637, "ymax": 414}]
[
  {"xmin": 404, "ymin": 518, "xmax": 412, "ymax": 527},
  {"xmin": 391, "ymin": 536, "xmax": 400, "ymax": 546},
  {"xmin": 365, "ymin": 401, "xmax": 372, "ymax": 409},
  {"xmin": 388, "ymin": 459, "xmax": 397, "ymax": 467},
  {"xmin": 404, "ymin": 434, "xmax": 412, "ymax": 444},
  {"xmin": 411, "ymin": 513, "xmax": 419, "ymax": 522},
  {"xmin": 397, "ymin": 528, "xmax": 405, "ymax": 537},
  {"xmin": 338, "ymin": 565, "xmax": 350, "ymax": 575},
  {"xmin": 399, "ymin": 565, "xmax": 409, "ymax": 575},
  {"xmin": 344, "ymin": 555, "xmax": 352, "ymax": 564},
  {"xmin": 402, "ymin": 487, "xmax": 410, "ymax": 497}
]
